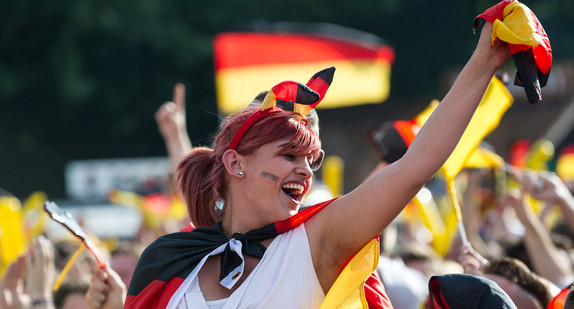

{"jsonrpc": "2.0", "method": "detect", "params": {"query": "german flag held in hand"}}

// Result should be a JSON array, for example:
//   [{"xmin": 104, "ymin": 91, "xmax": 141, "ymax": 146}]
[
  {"xmin": 213, "ymin": 23, "xmax": 394, "ymax": 114},
  {"xmin": 474, "ymin": 0, "xmax": 552, "ymax": 104}
]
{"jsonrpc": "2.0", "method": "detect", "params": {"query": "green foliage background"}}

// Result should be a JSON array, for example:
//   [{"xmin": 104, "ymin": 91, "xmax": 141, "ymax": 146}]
[{"xmin": 1, "ymin": 0, "xmax": 573, "ymax": 199}]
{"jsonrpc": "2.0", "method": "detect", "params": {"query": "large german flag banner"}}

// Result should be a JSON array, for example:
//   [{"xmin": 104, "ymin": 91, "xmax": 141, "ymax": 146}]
[{"xmin": 213, "ymin": 25, "xmax": 394, "ymax": 114}]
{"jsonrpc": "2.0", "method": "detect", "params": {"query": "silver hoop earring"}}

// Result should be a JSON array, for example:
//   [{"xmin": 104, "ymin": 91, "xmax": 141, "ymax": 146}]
[{"xmin": 235, "ymin": 171, "xmax": 244, "ymax": 176}]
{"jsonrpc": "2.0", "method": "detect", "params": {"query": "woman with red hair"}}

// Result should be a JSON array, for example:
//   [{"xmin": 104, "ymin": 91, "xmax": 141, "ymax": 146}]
[{"xmin": 124, "ymin": 21, "xmax": 512, "ymax": 309}]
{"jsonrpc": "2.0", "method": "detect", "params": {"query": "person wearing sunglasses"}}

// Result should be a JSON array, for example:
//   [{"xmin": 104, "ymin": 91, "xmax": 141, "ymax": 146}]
[{"xmin": 126, "ymin": 20, "xmax": 512, "ymax": 309}]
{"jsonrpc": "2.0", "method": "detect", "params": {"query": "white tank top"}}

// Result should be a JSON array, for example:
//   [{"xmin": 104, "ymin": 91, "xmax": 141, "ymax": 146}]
[{"xmin": 172, "ymin": 224, "xmax": 325, "ymax": 309}]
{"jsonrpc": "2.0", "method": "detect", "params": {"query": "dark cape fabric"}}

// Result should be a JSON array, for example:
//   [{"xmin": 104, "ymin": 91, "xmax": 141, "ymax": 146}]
[
  {"xmin": 125, "ymin": 198, "xmax": 334, "ymax": 308},
  {"xmin": 125, "ymin": 197, "xmax": 392, "ymax": 309}
]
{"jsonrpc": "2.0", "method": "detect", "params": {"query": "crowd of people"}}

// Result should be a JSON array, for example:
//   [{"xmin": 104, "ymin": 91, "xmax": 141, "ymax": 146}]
[{"xmin": 2, "ymin": 12, "xmax": 574, "ymax": 309}]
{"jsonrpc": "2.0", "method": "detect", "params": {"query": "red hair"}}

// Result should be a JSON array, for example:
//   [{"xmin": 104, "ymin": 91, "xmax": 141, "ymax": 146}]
[{"xmin": 176, "ymin": 107, "xmax": 321, "ymax": 227}]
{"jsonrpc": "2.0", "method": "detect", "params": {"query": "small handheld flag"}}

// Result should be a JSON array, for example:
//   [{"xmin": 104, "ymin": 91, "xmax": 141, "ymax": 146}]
[{"xmin": 43, "ymin": 201, "xmax": 106, "ymax": 268}]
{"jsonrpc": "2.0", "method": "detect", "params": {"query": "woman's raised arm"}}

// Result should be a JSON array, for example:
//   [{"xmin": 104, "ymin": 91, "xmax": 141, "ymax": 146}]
[{"xmin": 307, "ymin": 22, "xmax": 512, "ymax": 289}]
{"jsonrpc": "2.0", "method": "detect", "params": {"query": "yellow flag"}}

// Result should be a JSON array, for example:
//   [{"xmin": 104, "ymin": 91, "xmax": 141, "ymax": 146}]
[
  {"xmin": 167, "ymin": 195, "xmax": 188, "ymax": 221},
  {"xmin": 320, "ymin": 238, "xmax": 379, "ymax": 309},
  {"xmin": 465, "ymin": 147, "xmax": 505, "ymax": 169},
  {"xmin": 492, "ymin": 2, "xmax": 541, "ymax": 47},
  {"xmin": 411, "ymin": 77, "xmax": 512, "ymax": 254},
  {"xmin": 556, "ymin": 145, "xmax": 574, "ymax": 180},
  {"xmin": 526, "ymin": 139, "xmax": 555, "ymax": 171},
  {"xmin": 0, "ymin": 197, "xmax": 26, "ymax": 277},
  {"xmin": 22, "ymin": 191, "xmax": 49, "ymax": 242},
  {"xmin": 438, "ymin": 199, "xmax": 463, "ymax": 256},
  {"xmin": 413, "ymin": 99, "xmax": 440, "ymax": 127},
  {"xmin": 323, "ymin": 155, "xmax": 345, "ymax": 197},
  {"xmin": 405, "ymin": 188, "xmax": 445, "ymax": 253},
  {"xmin": 441, "ymin": 77, "xmax": 513, "ymax": 181}
]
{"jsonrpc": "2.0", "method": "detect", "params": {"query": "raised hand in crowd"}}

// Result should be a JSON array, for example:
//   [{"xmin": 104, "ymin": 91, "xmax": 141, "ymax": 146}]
[
  {"xmin": 28, "ymin": 235, "xmax": 56, "ymax": 308},
  {"xmin": 505, "ymin": 170, "xmax": 574, "ymax": 288},
  {"xmin": 0, "ymin": 235, "xmax": 56, "ymax": 309},
  {"xmin": 86, "ymin": 265, "xmax": 126, "ymax": 309},
  {"xmin": 154, "ymin": 82, "xmax": 193, "ymax": 172},
  {"xmin": 518, "ymin": 169, "xmax": 574, "ymax": 231},
  {"xmin": 460, "ymin": 168, "xmax": 504, "ymax": 259},
  {"xmin": 0, "ymin": 255, "xmax": 28, "ymax": 309},
  {"xmin": 458, "ymin": 244, "xmax": 488, "ymax": 276}
]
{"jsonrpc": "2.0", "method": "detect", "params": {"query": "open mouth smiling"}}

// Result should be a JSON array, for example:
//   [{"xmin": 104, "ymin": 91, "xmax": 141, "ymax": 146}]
[{"xmin": 281, "ymin": 183, "xmax": 305, "ymax": 201}]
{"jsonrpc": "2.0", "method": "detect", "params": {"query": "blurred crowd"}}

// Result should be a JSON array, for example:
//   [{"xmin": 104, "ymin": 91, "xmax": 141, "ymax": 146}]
[{"xmin": 2, "ymin": 81, "xmax": 574, "ymax": 309}]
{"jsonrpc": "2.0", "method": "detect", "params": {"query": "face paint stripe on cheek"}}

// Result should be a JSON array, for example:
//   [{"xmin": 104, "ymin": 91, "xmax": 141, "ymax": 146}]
[{"xmin": 260, "ymin": 172, "xmax": 280, "ymax": 186}]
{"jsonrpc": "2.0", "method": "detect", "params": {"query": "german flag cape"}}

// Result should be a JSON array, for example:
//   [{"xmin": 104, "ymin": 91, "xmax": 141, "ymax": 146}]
[
  {"xmin": 547, "ymin": 284, "xmax": 570, "ymax": 309},
  {"xmin": 125, "ymin": 198, "xmax": 391, "ymax": 309}
]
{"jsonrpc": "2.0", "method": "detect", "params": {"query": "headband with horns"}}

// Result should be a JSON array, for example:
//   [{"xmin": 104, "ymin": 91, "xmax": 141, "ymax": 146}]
[{"xmin": 227, "ymin": 67, "xmax": 335, "ymax": 150}]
